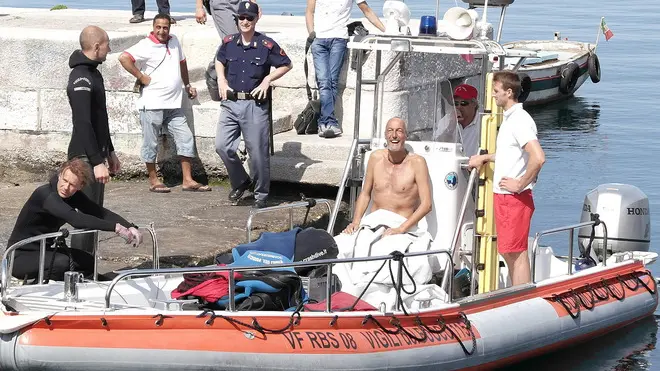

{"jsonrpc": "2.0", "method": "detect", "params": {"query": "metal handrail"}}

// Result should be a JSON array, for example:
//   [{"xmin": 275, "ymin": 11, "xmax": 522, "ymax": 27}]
[
  {"xmin": 328, "ymin": 140, "xmax": 360, "ymax": 234},
  {"xmin": 530, "ymin": 219, "xmax": 608, "ymax": 284},
  {"xmin": 104, "ymin": 249, "xmax": 454, "ymax": 311},
  {"xmin": 1, "ymin": 225, "xmax": 159, "ymax": 303},
  {"xmin": 245, "ymin": 199, "xmax": 332, "ymax": 242}
]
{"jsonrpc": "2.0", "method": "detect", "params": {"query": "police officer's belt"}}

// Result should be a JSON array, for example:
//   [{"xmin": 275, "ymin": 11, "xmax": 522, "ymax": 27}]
[{"xmin": 227, "ymin": 91, "xmax": 256, "ymax": 101}]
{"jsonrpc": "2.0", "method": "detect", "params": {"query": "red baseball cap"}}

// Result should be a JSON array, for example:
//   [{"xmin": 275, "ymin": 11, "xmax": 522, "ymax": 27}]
[{"xmin": 453, "ymin": 84, "xmax": 478, "ymax": 100}]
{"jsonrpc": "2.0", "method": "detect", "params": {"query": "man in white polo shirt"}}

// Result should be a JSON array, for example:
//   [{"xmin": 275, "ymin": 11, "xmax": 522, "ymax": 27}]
[
  {"xmin": 305, "ymin": 0, "xmax": 385, "ymax": 138},
  {"xmin": 468, "ymin": 71, "xmax": 546, "ymax": 286},
  {"xmin": 119, "ymin": 14, "xmax": 211, "ymax": 193}
]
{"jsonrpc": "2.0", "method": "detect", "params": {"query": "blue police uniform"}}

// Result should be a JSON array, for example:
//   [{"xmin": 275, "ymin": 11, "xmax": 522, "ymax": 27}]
[{"xmin": 215, "ymin": 29, "xmax": 291, "ymax": 204}]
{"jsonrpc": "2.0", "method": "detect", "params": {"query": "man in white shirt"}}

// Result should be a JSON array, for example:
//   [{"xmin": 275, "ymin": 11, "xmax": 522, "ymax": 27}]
[
  {"xmin": 305, "ymin": 0, "xmax": 385, "ymax": 138},
  {"xmin": 468, "ymin": 71, "xmax": 546, "ymax": 286},
  {"xmin": 453, "ymin": 84, "xmax": 479, "ymax": 157},
  {"xmin": 119, "ymin": 14, "xmax": 211, "ymax": 193}
]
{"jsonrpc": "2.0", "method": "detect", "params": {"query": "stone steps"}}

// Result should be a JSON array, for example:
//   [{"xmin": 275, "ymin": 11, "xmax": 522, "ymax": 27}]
[
  {"xmin": 272, "ymin": 129, "xmax": 353, "ymax": 161},
  {"xmin": 270, "ymin": 157, "xmax": 346, "ymax": 185},
  {"xmin": 270, "ymin": 130, "xmax": 352, "ymax": 184}
]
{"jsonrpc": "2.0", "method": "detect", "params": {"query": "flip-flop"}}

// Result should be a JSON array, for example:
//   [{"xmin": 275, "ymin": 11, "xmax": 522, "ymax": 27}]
[
  {"xmin": 182, "ymin": 184, "xmax": 212, "ymax": 192},
  {"xmin": 149, "ymin": 184, "xmax": 171, "ymax": 193}
]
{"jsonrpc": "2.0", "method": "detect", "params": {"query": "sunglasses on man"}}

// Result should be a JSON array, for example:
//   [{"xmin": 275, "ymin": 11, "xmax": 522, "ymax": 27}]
[
  {"xmin": 238, "ymin": 15, "xmax": 255, "ymax": 21},
  {"xmin": 453, "ymin": 100, "xmax": 472, "ymax": 107}
]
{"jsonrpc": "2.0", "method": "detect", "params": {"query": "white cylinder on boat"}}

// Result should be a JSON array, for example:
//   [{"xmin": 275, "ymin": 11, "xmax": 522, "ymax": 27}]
[{"xmin": 578, "ymin": 183, "xmax": 651, "ymax": 256}]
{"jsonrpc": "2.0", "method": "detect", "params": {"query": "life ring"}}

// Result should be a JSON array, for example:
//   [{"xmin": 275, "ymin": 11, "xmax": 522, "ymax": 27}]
[
  {"xmin": 559, "ymin": 62, "xmax": 579, "ymax": 95},
  {"xmin": 588, "ymin": 53, "xmax": 601, "ymax": 83},
  {"xmin": 517, "ymin": 73, "xmax": 532, "ymax": 103}
]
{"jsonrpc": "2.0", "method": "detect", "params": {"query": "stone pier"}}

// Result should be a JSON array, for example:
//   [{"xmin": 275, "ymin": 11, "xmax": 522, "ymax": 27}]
[{"xmin": 0, "ymin": 7, "xmax": 478, "ymax": 185}]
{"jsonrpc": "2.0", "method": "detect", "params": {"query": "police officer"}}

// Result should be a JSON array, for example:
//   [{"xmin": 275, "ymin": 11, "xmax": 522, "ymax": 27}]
[{"xmin": 215, "ymin": 1, "xmax": 292, "ymax": 209}]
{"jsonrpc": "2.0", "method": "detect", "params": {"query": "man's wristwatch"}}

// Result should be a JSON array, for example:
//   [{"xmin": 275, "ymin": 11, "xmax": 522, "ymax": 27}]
[{"xmin": 185, "ymin": 83, "xmax": 191, "ymax": 89}]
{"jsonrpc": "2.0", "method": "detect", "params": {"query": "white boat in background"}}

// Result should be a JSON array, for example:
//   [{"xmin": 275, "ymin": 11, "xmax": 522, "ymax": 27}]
[
  {"xmin": 502, "ymin": 38, "xmax": 601, "ymax": 106},
  {"xmin": 458, "ymin": 1, "xmax": 602, "ymax": 106}
]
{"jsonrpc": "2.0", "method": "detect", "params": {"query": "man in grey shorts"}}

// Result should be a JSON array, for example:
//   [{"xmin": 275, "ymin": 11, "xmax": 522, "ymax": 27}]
[{"xmin": 119, "ymin": 14, "xmax": 211, "ymax": 193}]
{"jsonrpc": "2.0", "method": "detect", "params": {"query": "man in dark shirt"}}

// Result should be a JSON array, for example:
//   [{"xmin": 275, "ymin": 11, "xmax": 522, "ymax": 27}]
[
  {"xmin": 66, "ymin": 25, "xmax": 120, "ymax": 254},
  {"xmin": 7, "ymin": 159, "xmax": 142, "ymax": 282},
  {"xmin": 214, "ymin": 1, "xmax": 292, "ymax": 208}
]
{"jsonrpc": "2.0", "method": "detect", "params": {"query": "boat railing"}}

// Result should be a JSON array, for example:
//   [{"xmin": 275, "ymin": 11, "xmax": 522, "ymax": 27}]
[
  {"xmin": 530, "ymin": 214, "xmax": 608, "ymax": 284},
  {"xmin": 0, "ymin": 224, "xmax": 160, "ymax": 303},
  {"xmin": 246, "ymin": 198, "xmax": 333, "ymax": 242},
  {"xmin": 103, "ymin": 249, "xmax": 455, "ymax": 312}
]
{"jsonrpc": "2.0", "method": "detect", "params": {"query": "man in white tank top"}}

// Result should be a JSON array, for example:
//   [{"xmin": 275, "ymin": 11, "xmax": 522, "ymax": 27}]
[{"xmin": 468, "ymin": 71, "xmax": 546, "ymax": 286}]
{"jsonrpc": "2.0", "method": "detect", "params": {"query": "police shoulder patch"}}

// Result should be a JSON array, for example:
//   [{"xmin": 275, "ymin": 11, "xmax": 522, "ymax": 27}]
[
  {"xmin": 262, "ymin": 39, "xmax": 273, "ymax": 49},
  {"xmin": 279, "ymin": 48, "xmax": 287, "ymax": 56},
  {"xmin": 223, "ymin": 35, "xmax": 234, "ymax": 43}
]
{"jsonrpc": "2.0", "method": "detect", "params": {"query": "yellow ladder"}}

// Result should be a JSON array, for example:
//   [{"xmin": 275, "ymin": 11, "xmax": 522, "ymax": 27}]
[{"xmin": 476, "ymin": 73, "xmax": 503, "ymax": 293}]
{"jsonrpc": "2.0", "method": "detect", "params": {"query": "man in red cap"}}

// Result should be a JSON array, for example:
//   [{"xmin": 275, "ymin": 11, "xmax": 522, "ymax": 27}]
[{"xmin": 453, "ymin": 83, "xmax": 479, "ymax": 157}]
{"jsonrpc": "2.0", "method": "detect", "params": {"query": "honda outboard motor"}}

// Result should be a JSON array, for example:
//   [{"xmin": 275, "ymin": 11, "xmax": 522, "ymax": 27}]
[{"xmin": 578, "ymin": 184, "xmax": 651, "ymax": 259}]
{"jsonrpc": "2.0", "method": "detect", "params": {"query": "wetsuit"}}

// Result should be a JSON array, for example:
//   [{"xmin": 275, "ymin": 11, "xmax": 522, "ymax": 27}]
[
  {"xmin": 66, "ymin": 49, "xmax": 115, "ymax": 254},
  {"xmin": 7, "ymin": 176, "xmax": 134, "ymax": 282},
  {"xmin": 67, "ymin": 49, "xmax": 113, "ymax": 167}
]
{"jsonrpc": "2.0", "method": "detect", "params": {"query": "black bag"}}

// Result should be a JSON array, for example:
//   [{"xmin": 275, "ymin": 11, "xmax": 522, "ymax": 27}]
[
  {"xmin": 202, "ymin": 0, "xmax": 211, "ymax": 14},
  {"xmin": 293, "ymin": 228, "xmax": 338, "ymax": 276},
  {"xmin": 234, "ymin": 270, "xmax": 307, "ymax": 311},
  {"xmin": 347, "ymin": 21, "xmax": 369, "ymax": 37},
  {"xmin": 293, "ymin": 36, "xmax": 320, "ymax": 135},
  {"xmin": 347, "ymin": 21, "xmax": 370, "ymax": 71},
  {"xmin": 205, "ymin": 60, "xmax": 221, "ymax": 102}
]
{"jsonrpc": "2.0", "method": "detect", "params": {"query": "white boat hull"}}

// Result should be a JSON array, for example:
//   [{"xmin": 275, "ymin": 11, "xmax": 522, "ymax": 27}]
[
  {"xmin": 503, "ymin": 40, "xmax": 595, "ymax": 106},
  {"xmin": 0, "ymin": 260, "xmax": 655, "ymax": 370}
]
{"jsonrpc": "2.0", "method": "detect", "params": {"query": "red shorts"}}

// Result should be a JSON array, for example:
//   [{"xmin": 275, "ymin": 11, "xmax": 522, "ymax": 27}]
[{"xmin": 494, "ymin": 190, "xmax": 535, "ymax": 254}]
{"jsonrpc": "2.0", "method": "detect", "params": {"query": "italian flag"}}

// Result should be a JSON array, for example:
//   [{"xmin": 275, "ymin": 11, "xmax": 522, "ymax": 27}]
[{"xmin": 601, "ymin": 18, "xmax": 614, "ymax": 41}]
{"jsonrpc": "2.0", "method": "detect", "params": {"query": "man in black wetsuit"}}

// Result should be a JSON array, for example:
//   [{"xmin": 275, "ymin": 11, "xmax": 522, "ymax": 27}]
[
  {"xmin": 7, "ymin": 159, "xmax": 143, "ymax": 282},
  {"xmin": 66, "ymin": 25, "xmax": 121, "ymax": 254}
]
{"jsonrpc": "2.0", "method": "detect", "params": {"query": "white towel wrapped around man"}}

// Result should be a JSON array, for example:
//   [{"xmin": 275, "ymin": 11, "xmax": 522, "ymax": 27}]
[{"xmin": 334, "ymin": 211, "xmax": 448, "ymax": 311}]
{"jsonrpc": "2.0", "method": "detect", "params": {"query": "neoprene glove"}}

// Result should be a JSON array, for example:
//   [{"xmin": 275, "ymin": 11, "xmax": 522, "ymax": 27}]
[
  {"xmin": 128, "ymin": 227, "xmax": 143, "ymax": 247},
  {"xmin": 115, "ymin": 224, "xmax": 134, "ymax": 244}
]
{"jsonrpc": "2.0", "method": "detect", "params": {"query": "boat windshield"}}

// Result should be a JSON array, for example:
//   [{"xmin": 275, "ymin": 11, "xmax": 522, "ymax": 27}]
[{"xmin": 372, "ymin": 76, "xmax": 474, "ymax": 153}]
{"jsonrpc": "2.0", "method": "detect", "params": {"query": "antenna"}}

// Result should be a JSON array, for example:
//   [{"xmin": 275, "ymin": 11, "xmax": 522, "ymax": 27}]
[{"xmin": 479, "ymin": 0, "xmax": 489, "ymax": 39}]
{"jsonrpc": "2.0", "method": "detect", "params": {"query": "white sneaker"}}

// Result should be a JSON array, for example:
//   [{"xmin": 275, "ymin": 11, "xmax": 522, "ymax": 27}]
[
  {"xmin": 323, "ymin": 125, "xmax": 342, "ymax": 138},
  {"xmin": 317, "ymin": 124, "xmax": 326, "ymax": 137}
]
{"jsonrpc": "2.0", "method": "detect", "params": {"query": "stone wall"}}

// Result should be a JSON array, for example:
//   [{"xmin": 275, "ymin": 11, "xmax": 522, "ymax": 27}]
[{"xmin": 0, "ymin": 9, "xmax": 482, "ymax": 182}]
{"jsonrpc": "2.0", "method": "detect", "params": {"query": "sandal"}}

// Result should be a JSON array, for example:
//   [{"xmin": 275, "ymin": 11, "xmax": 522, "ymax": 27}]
[
  {"xmin": 182, "ymin": 184, "xmax": 212, "ymax": 192},
  {"xmin": 149, "ymin": 184, "xmax": 171, "ymax": 193}
]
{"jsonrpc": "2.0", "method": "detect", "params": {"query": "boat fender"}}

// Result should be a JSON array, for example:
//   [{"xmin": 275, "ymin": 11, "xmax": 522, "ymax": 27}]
[
  {"xmin": 588, "ymin": 53, "xmax": 601, "ymax": 83},
  {"xmin": 559, "ymin": 62, "xmax": 580, "ymax": 95},
  {"xmin": 517, "ymin": 73, "xmax": 532, "ymax": 103}
]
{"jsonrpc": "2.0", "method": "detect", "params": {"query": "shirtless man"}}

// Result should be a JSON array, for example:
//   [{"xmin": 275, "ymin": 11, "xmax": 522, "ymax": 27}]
[{"xmin": 343, "ymin": 117, "xmax": 432, "ymax": 236}]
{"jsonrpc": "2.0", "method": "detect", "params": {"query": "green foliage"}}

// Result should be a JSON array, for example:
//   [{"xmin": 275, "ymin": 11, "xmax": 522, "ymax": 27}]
[{"xmin": 50, "ymin": 4, "xmax": 68, "ymax": 10}]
